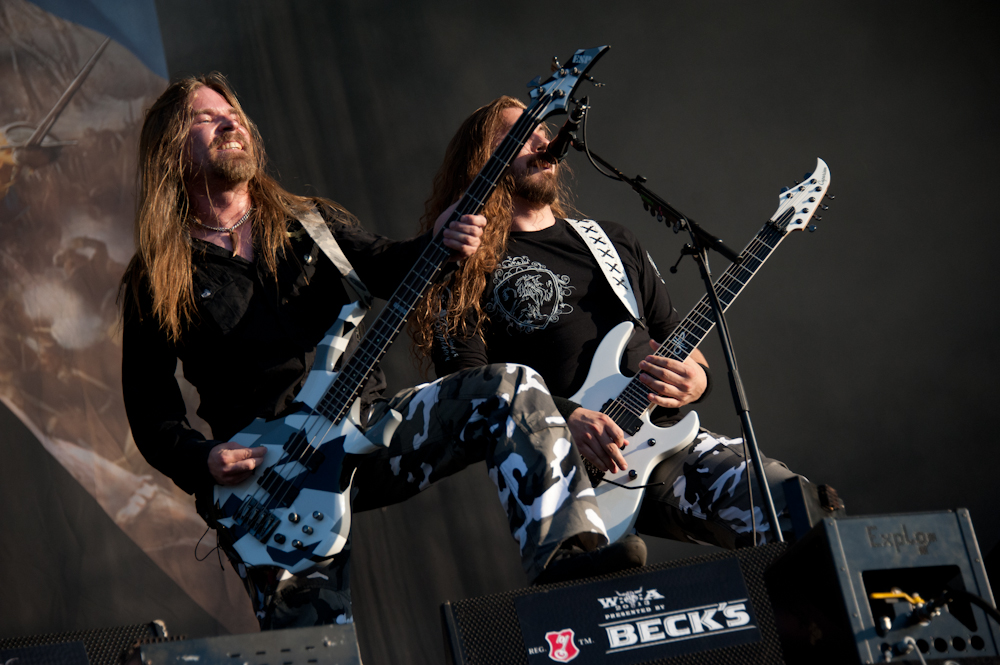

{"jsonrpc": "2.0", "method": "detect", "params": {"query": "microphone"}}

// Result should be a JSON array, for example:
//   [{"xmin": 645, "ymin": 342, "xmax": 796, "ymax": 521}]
[{"xmin": 541, "ymin": 102, "xmax": 587, "ymax": 164}]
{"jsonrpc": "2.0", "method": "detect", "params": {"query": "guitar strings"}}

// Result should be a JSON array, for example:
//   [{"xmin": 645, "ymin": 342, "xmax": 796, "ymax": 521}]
[
  {"xmin": 601, "ymin": 223, "xmax": 785, "ymax": 427},
  {"xmin": 603, "ymin": 227, "xmax": 777, "ymax": 420}
]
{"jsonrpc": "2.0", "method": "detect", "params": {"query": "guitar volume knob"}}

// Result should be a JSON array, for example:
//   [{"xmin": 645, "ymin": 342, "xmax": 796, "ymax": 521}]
[
  {"xmin": 288, "ymin": 513, "xmax": 300, "ymax": 523},
  {"xmin": 273, "ymin": 534, "xmax": 286, "ymax": 544},
  {"xmin": 647, "ymin": 438, "xmax": 656, "ymax": 447},
  {"xmin": 292, "ymin": 540, "xmax": 304, "ymax": 549},
  {"xmin": 302, "ymin": 526, "xmax": 314, "ymax": 535},
  {"xmin": 628, "ymin": 470, "xmax": 638, "ymax": 480},
  {"xmin": 313, "ymin": 511, "xmax": 324, "ymax": 520}
]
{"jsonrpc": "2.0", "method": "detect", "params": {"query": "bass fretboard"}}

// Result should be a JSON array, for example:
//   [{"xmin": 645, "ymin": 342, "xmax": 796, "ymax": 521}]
[{"xmin": 315, "ymin": 103, "xmax": 552, "ymax": 424}]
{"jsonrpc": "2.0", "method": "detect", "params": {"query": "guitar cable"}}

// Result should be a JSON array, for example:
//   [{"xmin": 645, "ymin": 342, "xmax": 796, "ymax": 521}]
[
  {"xmin": 582, "ymin": 457, "xmax": 665, "ymax": 490},
  {"xmin": 194, "ymin": 524, "xmax": 226, "ymax": 570}
]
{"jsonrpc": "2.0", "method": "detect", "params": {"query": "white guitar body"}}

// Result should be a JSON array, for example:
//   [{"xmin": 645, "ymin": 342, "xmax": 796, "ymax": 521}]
[
  {"xmin": 570, "ymin": 321, "xmax": 700, "ymax": 543},
  {"xmin": 568, "ymin": 157, "xmax": 832, "ymax": 544},
  {"xmin": 212, "ymin": 302, "xmax": 401, "ymax": 575}
]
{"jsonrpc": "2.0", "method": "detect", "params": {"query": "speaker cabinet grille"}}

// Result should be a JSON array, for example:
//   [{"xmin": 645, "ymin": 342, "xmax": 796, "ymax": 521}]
[{"xmin": 443, "ymin": 543, "xmax": 790, "ymax": 665}]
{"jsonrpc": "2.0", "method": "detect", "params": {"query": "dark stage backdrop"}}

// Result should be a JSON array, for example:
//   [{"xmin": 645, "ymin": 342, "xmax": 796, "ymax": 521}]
[{"xmin": 4, "ymin": 2, "xmax": 999, "ymax": 664}]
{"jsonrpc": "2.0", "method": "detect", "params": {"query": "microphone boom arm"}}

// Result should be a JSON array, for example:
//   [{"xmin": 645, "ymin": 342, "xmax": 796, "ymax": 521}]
[{"xmin": 571, "ymin": 143, "xmax": 741, "ymax": 264}]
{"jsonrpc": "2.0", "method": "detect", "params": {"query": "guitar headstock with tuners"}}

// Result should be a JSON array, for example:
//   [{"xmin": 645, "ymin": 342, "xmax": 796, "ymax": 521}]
[
  {"xmin": 526, "ymin": 46, "xmax": 609, "ymax": 109},
  {"xmin": 771, "ymin": 158, "xmax": 833, "ymax": 234}
]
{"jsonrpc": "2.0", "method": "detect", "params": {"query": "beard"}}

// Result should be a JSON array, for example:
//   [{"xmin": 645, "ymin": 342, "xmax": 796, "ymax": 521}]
[
  {"xmin": 511, "ymin": 156, "xmax": 559, "ymax": 206},
  {"xmin": 209, "ymin": 150, "xmax": 256, "ymax": 184},
  {"xmin": 208, "ymin": 150, "xmax": 257, "ymax": 185},
  {"xmin": 190, "ymin": 131, "xmax": 257, "ymax": 185}
]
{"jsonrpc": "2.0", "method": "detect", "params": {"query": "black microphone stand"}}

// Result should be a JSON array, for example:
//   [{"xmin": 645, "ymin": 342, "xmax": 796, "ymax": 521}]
[{"xmin": 569, "ymin": 132, "xmax": 784, "ymax": 545}]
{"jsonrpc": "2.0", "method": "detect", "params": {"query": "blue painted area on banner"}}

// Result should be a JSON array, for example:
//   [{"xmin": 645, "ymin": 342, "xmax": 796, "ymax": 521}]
[
  {"xmin": 27, "ymin": 0, "xmax": 168, "ymax": 78},
  {"xmin": 515, "ymin": 558, "xmax": 761, "ymax": 664}
]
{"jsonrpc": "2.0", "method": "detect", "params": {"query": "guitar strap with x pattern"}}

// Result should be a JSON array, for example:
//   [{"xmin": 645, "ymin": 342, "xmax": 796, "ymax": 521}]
[{"xmin": 565, "ymin": 218, "xmax": 642, "ymax": 325}]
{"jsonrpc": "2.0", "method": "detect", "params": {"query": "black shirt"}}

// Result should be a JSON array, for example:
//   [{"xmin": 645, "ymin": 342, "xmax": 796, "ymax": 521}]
[
  {"xmin": 122, "ymin": 209, "xmax": 429, "ymax": 497},
  {"xmin": 433, "ymin": 219, "xmax": 684, "ymax": 423}
]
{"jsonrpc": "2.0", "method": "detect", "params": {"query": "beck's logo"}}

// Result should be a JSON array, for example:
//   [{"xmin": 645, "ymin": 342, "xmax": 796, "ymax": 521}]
[{"xmin": 544, "ymin": 629, "xmax": 580, "ymax": 663}]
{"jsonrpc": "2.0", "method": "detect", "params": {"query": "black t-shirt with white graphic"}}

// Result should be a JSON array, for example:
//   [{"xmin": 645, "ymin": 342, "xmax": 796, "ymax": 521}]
[{"xmin": 434, "ymin": 219, "xmax": 683, "ymax": 423}]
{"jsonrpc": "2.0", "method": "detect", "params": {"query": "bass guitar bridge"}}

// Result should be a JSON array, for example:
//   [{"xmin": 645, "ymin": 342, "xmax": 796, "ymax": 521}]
[{"xmin": 233, "ymin": 496, "xmax": 280, "ymax": 542}]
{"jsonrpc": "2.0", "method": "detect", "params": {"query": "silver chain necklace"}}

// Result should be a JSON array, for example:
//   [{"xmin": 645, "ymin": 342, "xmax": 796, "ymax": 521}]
[
  {"xmin": 191, "ymin": 206, "xmax": 254, "ymax": 255},
  {"xmin": 192, "ymin": 205, "xmax": 254, "ymax": 232}
]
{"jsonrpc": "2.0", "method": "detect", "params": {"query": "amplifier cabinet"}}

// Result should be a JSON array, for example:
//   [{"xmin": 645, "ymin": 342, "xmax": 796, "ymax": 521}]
[{"xmin": 765, "ymin": 509, "xmax": 998, "ymax": 664}]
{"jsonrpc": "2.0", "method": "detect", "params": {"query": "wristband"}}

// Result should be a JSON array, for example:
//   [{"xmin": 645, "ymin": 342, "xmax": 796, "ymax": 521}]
[
  {"xmin": 552, "ymin": 395, "xmax": 582, "ymax": 420},
  {"xmin": 692, "ymin": 362, "xmax": 713, "ymax": 404}
]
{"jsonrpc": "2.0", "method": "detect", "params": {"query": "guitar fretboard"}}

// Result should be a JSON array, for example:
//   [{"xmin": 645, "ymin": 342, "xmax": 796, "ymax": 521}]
[
  {"xmin": 603, "ymin": 211, "xmax": 793, "ymax": 426},
  {"xmin": 315, "ymin": 103, "xmax": 551, "ymax": 424}
]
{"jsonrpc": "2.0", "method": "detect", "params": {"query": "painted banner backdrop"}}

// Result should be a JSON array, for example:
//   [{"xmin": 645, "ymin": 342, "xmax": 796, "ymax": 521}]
[{"xmin": 0, "ymin": 0, "xmax": 256, "ymax": 633}]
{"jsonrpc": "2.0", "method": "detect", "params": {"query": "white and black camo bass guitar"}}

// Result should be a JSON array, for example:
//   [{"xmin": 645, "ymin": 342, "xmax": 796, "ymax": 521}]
[
  {"xmin": 571, "ymin": 159, "xmax": 832, "ymax": 542},
  {"xmin": 209, "ymin": 46, "xmax": 611, "ymax": 574}
]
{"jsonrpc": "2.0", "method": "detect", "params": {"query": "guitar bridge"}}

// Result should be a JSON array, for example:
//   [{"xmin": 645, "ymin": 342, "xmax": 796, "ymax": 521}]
[{"xmin": 233, "ymin": 496, "xmax": 280, "ymax": 542}]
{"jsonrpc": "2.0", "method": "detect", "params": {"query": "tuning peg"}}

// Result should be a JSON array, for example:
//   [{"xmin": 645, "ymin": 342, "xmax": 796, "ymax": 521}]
[
  {"xmin": 808, "ymin": 225, "xmax": 818, "ymax": 232},
  {"xmin": 636, "ymin": 174, "xmax": 647, "ymax": 183},
  {"xmin": 550, "ymin": 56, "xmax": 563, "ymax": 73},
  {"xmin": 820, "ymin": 204, "xmax": 829, "ymax": 211},
  {"xmin": 825, "ymin": 193, "xmax": 836, "ymax": 200},
  {"xmin": 814, "ymin": 215, "xmax": 823, "ymax": 221}
]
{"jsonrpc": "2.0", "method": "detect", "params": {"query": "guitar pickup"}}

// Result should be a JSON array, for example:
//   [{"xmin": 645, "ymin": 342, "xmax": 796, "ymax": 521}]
[
  {"xmin": 601, "ymin": 399, "xmax": 643, "ymax": 436},
  {"xmin": 257, "ymin": 468, "xmax": 301, "ymax": 507},
  {"xmin": 282, "ymin": 431, "xmax": 326, "ymax": 473}
]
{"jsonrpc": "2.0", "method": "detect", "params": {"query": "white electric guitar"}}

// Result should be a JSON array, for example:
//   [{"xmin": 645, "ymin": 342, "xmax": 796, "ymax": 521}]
[
  {"xmin": 208, "ymin": 46, "xmax": 611, "ymax": 574},
  {"xmin": 571, "ymin": 158, "xmax": 832, "ymax": 542}
]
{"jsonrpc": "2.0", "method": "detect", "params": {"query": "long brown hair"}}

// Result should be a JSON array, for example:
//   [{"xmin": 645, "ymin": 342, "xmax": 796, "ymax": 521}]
[
  {"xmin": 409, "ymin": 95, "xmax": 574, "ymax": 362},
  {"xmin": 121, "ymin": 73, "xmax": 353, "ymax": 342}
]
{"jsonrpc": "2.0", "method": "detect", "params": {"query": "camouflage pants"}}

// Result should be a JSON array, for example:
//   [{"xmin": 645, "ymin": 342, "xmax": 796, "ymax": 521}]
[
  {"xmin": 635, "ymin": 429, "xmax": 797, "ymax": 548},
  {"xmin": 240, "ymin": 363, "xmax": 605, "ymax": 629},
  {"xmin": 235, "ymin": 537, "xmax": 354, "ymax": 630}
]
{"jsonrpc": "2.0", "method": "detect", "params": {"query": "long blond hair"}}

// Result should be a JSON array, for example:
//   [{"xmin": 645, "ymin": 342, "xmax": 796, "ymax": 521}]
[
  {"xmin": 121, "ymin": 73, "xmax": 353, "ymax": 342},
  {"xmin": 409, "ymin": 95, "xmax": 574, "ymax": 362}
]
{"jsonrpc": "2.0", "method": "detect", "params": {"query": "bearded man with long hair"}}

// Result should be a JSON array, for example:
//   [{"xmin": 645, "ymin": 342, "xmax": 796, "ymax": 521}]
[
  {"xmin": 121, "ymin": 76, "xmax": 648, "ymax": 630},
  {"xmin": 418, "ymin": 96, "xmax": 804, "ymax": 554}
]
